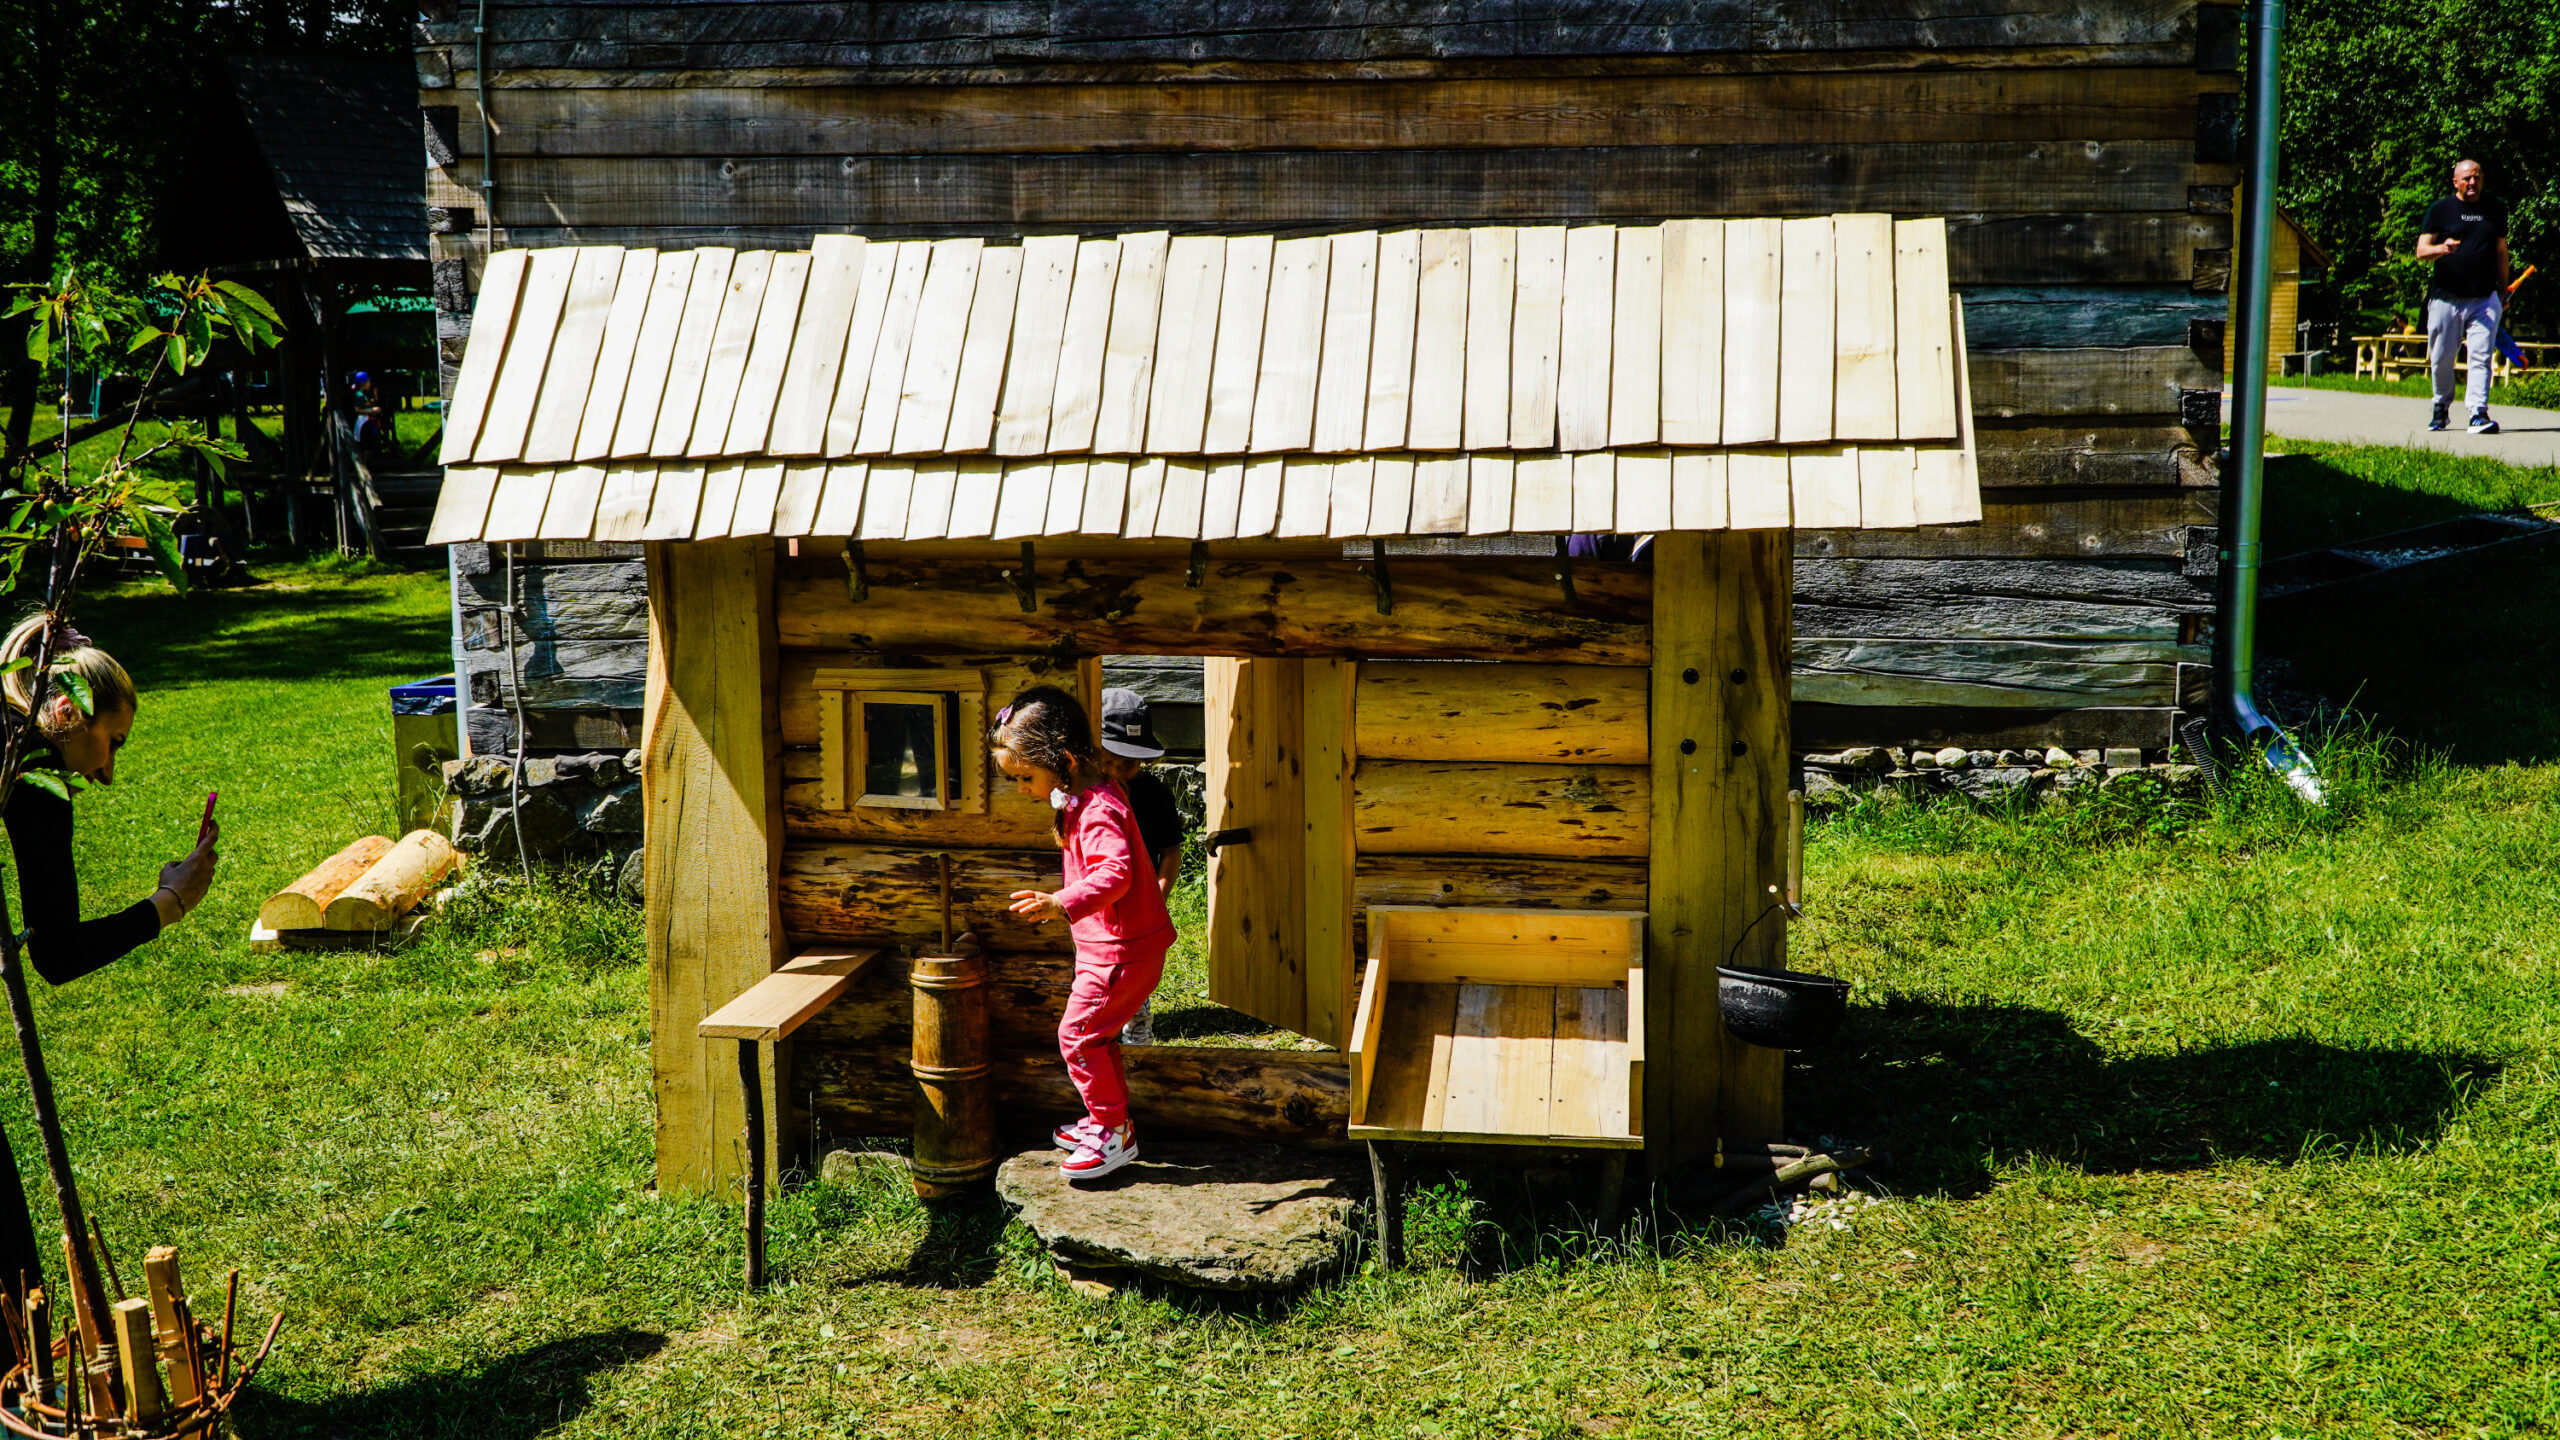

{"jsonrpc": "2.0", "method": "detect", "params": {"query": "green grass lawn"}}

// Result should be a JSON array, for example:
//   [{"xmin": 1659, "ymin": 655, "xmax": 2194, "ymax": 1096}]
[
  {"xmin": 2263, "ymin": 437, "xmax": 2560, "ymax": 558},
  {"xmin": 7, "ymin": 466, "xmax": 2557, "ymax": 1436}
]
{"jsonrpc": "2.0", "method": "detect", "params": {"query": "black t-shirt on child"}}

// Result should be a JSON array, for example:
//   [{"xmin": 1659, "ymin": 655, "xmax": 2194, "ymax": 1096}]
[
  {"xmin": 2421, "ymin": 194, "xmax": 2509, "ymax": 300},
  {"xmin": 1121, "ymin": 767, "xmax": 1187, "ymax": 867}
]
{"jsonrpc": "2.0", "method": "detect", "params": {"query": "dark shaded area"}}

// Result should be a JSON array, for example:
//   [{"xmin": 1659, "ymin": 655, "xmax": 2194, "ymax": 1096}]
[
  {"xmin": 2263, "ymin": 541, "xmax": 2560, "ymax": 765},
  {"xmin": 230, "ymin": 1327, "xmax": 665, "ymax": 1440},
  {"xmin": 2259, "ymin": 450, "xmax": 2524, "ymax": 559},
  {"xmin": 1789, "ymin": 998, "xmax": 2495, "ymax": 1197},
  {"xmin": 75, "ymin": 573, "xmax": 450, "ymax": 688}
]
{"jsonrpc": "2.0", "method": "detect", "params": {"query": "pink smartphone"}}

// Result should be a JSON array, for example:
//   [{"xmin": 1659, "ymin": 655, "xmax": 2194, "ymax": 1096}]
[{"xmin": 197, "ymin": 790, "xmax": 218, "ymax": 845}]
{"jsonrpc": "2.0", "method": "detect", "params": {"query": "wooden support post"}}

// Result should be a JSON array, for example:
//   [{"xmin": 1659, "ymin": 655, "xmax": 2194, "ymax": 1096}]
[
  {"xmin": 1717, "ymin": 533, "xmax": 1792, "ymax": 1142},
  {"xmin": 24, "ymin": 1291, "xmax": 48, "ymax": 1395},
  {"xmin": 142, "ymin": 1245, "xmax": 197, "ymax": 1405},
  {"xmin": 738, "ymin": 1038, "xmax": 765, "ymax": 1290},
  {"xmin": 1366, "ymin": 1140, "xmax": 1404, "ymax": 1269},
  {"xmin": 1301, "ymin": 659, "xmax": 1356, "ymax": 1048},
  {"xmin": 1647, "ymin": 531, "xmax": 1793, "ymax": 1166},
  {"xmin": 645, "ymin": 538, "xmax": 788, "ymax": 1195},
  {"xmin": 111, "ymin": 1298, "xmax": 163, "ymax": 1425},
  {"xmin": 1596, "ymin": 1152, "xmax": 1629, "ymax": 1234}
]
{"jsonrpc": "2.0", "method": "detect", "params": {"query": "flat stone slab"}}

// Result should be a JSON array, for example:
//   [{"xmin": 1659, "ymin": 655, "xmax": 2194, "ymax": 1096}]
[{"xmin": 996, "ymin": 1141, "xmax": 1363, "ymax": 1291}]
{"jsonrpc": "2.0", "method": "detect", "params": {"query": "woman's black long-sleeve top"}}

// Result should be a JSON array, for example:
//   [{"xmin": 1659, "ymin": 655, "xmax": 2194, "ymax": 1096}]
[
  {"xmin": 0, "ymin": 776, "xmax": 162, "ymax": 1316},
  {"xmin": 4, "ymin": 782, "xmax": 161, "ymax": 984}
]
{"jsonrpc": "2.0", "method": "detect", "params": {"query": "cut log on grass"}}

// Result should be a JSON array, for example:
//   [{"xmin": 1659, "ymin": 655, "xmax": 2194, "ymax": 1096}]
[
  {"xmin": 257, "ymin": 835, "xmax": 394, "ymax": 931},
  {"xmin": 322, "ymin": 831, "xmax": 459, "ymax": 931}
]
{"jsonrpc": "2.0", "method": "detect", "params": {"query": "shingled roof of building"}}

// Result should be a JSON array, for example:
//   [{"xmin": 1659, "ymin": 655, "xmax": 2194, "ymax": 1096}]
[{"xmin": 228, "ymin": 54, "xmax": 428, "ymax": 264}]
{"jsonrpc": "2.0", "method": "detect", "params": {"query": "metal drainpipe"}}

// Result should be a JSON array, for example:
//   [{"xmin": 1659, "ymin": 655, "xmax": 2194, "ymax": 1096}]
[
  {"xmin": 2221, "ymin": 0, "xmax": 2325, "ymax": 804},
  {"xmin": 477, "ymin": 0, "xmax": 496, "ymax": 242}
]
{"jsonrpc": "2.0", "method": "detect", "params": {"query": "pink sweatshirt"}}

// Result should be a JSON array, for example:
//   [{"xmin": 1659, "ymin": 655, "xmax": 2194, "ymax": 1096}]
[{"xmin": 1054, "ymin": 781, "xmax": 1174, "ymax": 957}]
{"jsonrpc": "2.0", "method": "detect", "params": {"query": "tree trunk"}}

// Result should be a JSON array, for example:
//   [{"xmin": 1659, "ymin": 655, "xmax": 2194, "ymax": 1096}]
[{"xmin": 2, "ymin": 0, "xmax": 66, "ymax": 457}]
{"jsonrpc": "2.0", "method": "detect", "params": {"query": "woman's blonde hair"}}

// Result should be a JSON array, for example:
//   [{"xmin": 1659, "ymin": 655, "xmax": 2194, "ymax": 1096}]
[{"xmin": 1, "ymin": 614, "xmax": 137, "ymax": 734}]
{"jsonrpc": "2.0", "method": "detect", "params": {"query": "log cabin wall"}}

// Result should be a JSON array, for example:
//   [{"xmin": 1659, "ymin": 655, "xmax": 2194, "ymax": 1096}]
[{"xmin": 418, "ymin": 0, "xmax": 2236, "ymax": 761}]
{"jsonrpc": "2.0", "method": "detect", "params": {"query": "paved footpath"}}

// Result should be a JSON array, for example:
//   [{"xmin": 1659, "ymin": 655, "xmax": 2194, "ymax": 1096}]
[{"xmin": 2233, "ymin": 385, "xmax": 2560, "ymax": 466}]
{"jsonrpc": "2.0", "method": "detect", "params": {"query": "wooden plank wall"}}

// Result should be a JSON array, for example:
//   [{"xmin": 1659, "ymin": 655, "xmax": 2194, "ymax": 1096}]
[
  {"xmin": 419, "ymin": 0, "xmax": 2236, "ymax": 750},
  {"xmin": 766, "ymin": 545, "xmax": 1688, "ymax": 1148},
  {"xmin": 450, "ymin": 540, "xmax": 648, "ymax": 753}
]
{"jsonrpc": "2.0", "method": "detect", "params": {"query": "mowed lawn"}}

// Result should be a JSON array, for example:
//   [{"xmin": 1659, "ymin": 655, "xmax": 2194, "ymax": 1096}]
[{"xmin": 7, "ymin": 456, "xmax": 2557, "ymax": 1438}]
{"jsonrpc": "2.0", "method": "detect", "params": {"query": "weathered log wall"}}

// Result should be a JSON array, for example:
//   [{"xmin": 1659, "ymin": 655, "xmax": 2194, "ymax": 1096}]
[{"xmin": 424, "ymin": 0, "xmax": 2234, "ymax": 754}]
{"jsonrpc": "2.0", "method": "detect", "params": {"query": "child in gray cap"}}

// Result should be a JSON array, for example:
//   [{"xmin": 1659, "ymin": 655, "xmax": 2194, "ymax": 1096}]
[{"xmin": 1092, "ymin": 687, "xmax": 1188, "ymax": 1044}]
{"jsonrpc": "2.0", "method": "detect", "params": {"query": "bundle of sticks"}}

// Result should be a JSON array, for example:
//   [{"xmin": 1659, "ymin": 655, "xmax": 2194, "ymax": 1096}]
[{"xmin": 0, "ymin": 1233, "xmax": 281, "ymax": 1438}]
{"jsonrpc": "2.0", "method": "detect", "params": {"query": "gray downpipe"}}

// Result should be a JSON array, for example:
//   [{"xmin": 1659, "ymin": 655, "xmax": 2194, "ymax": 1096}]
[{"xmin": 2222, "ymin": 0, "xmax": 2325, "ymax": 805}]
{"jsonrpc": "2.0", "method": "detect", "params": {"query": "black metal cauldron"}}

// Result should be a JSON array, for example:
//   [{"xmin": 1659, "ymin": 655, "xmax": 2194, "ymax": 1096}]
[{"xmin": 1716, "ymin": 965, "xmax": 1850, "ymax": 1049}]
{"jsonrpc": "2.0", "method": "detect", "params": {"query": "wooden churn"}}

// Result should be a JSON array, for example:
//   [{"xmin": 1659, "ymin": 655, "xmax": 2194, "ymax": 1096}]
[{"xmin": 909, "ymin": 944, "xmax": 995, "ymax": 1196}]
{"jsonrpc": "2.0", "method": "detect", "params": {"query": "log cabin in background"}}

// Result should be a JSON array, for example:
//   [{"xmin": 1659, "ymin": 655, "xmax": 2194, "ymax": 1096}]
[
  {"xmin": 423, "ymin": 213, "xmax": 1984, "ymax": 1181},
  {"xmin": 417, "ymin": 0, "xmax": 2240, "ymax": 769}
]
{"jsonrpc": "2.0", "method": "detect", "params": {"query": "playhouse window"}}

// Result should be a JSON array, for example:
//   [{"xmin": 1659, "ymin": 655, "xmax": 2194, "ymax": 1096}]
[{"xmin": 813, "ymin": 669, "xmax": 989, "ymax": 814}]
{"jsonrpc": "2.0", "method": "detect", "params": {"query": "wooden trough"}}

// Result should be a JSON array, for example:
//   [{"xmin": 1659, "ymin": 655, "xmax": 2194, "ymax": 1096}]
[{"xmin": 1350, "ymin": 907, "xmax": 1643, "ymax": 1150}]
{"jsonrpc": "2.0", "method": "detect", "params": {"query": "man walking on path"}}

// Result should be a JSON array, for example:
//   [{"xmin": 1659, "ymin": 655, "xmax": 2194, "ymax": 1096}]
[{"xmin": 2416, "ymin": 158, "xmax": 2512, "ymax": 435}]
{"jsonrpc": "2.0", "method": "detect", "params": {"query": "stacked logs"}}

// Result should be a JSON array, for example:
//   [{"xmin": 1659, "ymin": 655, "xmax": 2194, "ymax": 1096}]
[{"xmin": 254, "ymin": 831, "xmax": 458, "ymax": 948}]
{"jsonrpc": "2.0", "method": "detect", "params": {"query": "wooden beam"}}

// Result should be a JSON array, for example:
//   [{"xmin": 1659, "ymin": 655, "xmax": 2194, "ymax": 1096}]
[
  {"xmin": 435, "ymin": 5, "xmax": 2205, "ymax": 71},
  {"xmin": 773, "ymin": 551, "xmax": 1650, "ymax": 663},
  {"xmin": 1354, "ymin": 760, "xmax": 1648, "ymax": 859},
  {"xmin": 456, "ymin": 70, "xmax": 2205, "ymax": 157},
  {"xmin": 1303, "ymin": 658, "xmax": 1357, "ymax": 1048},
  {"xmin": 1966, "ymin": 346, "xmax": 2218, "ymax": 419},
  {"xmin": 645, "ymin": 538, "xmax": 787, "ymax": 1195},
  {"xmin": 469, "ymin": 142, "xmax": 2205, "ymax": 230}
]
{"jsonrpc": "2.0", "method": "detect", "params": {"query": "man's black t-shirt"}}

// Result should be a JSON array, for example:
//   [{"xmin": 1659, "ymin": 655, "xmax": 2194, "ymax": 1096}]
[
  {"xmin": 1122, "ymin": 767, "xmax": 1188, "ymax": 866},
  {"xmin": 2421, "ymin": 194, "xmax": 2509, "ymax": 300}
]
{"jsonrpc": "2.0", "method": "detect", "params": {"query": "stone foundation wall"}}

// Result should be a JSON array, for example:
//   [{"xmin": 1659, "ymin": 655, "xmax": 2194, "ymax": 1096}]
[
  {"xmin": 1799, "ymin": 746, "xmax": 2208, "ymax": 804},
  {"xmin": 442, "ymin": 750, "xmax": 645, "ymax": 895}
]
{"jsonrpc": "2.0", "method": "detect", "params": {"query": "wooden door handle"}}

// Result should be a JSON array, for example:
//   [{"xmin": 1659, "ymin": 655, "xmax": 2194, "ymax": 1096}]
[{"xmin": 1204, "ymin": 827, "xmax": 1253, "ymax": 856}]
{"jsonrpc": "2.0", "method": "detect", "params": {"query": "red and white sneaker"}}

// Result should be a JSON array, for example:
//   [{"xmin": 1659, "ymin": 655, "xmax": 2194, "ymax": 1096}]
[
  {"xmin": 1060, "ymin": 1126, "xmax": 1139, "ymax": 1182},
  {"xmin": 1052, "ymin": 1116, "xmax": 1104, "ymax": 1151}
]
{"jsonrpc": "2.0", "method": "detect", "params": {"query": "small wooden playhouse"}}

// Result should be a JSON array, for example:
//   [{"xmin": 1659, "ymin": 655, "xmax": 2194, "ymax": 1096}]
[{"xmin": 425, "ymin": 217, "xmax": 1982, "ymax": 1192}]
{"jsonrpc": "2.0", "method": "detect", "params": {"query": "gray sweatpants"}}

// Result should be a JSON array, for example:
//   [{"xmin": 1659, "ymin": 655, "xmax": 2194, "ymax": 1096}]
[{"xmin": 2428, "ymin": 292, "xmax": 2504, "ymax": 414}]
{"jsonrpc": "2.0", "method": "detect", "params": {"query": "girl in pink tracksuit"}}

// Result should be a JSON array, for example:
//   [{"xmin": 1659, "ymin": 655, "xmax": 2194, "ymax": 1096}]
[{"xmin": 996, "ymin": 686, "xmax": 1174, "ymax": 1182}]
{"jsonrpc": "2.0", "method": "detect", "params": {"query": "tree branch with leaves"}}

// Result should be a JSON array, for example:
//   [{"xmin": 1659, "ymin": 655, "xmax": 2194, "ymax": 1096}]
[{"xmin": 0, "ymin": 267, "xmax": 280, "ymax": 1416}]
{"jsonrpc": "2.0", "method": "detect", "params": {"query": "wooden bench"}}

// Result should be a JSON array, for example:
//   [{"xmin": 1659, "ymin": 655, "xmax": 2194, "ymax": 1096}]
[
  {"xmin": 2356, "ymin": 333, "xmax": 2558, "ymax": 384},
  {"xmin": 697, "ymin": 946, "xmax": 882, "ymax": 1286}
]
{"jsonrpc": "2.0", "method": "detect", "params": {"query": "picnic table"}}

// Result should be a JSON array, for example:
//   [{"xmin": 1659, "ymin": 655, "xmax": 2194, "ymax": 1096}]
[{"xmin": 2355, "ymin": 333, "xmax": 2560, "ymax": 384}]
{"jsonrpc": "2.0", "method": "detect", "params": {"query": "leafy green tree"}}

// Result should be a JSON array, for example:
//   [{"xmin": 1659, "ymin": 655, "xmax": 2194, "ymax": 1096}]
[
  {"xmin": 2283, "ymin": 0, "xmax": 2559, "ymax": 332},
  {"xmin": 0, "ymin": 0, "xmax": 404, "ymax": 451}
]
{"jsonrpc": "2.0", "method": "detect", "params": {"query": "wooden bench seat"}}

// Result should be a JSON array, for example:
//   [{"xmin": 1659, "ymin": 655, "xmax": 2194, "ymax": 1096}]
[{"xmin": 697, "ymin": 946, "xmax": 883, "ymax": 1043}]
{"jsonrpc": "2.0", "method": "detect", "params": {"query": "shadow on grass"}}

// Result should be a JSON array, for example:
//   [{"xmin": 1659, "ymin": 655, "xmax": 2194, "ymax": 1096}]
[
  {"xmin": 229, "ymin": 1326, "xmax": 666, "ymax": 1440},
  {"xmin": 67, "ymin": 570, "xmax": 451, "ymax": 689},
  {"xmin": 1788, "ymin": 997, "xmax": 2497, "ymax": 1198},
  {"xmin": 2264, "ymin": 547, "xmax": 2560, "ymax": 765},
  {"xmin": 2259, "ymin": 449, "xmax": 2512, "ymax": 559}
]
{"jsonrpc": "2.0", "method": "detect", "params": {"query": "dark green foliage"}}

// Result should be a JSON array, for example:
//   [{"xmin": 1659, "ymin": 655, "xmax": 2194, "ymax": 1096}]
[{"xmin": 2283, "ymin": 0, "xmax": 2560, "ymax": 332}]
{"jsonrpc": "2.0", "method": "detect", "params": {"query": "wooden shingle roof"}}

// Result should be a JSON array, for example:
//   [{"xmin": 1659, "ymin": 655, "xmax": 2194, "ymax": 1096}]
[
  {"xmin": 228, "ymin": 56, "xmax": 429, "ymax": 264},
  {"xmin": 430, "ymin": 216, "xmax": 1978, "ymax": 543}
]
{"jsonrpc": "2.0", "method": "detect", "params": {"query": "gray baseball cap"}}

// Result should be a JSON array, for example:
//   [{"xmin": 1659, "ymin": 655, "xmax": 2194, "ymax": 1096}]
[{"xmin": 1098, "ymin": 687, "xmax": 1165, "ymax": 759}]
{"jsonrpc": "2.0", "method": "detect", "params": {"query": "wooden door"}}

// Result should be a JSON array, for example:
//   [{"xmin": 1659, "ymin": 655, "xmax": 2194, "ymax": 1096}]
[{"xmin": 1203, "ymin": 657, "xmax": 1354, "ymax": 1046}]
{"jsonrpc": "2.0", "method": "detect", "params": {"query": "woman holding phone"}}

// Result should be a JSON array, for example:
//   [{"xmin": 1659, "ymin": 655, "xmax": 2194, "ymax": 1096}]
[{"xmin": 0, "ymin": 616, "xmax": 218, "ymax": 1321}]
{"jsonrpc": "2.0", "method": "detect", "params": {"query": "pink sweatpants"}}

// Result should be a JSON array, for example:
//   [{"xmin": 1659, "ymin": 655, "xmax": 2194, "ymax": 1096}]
[{"xmin": 1058, "ymin": 938, "xmax": 1169, "ymax": 1132}]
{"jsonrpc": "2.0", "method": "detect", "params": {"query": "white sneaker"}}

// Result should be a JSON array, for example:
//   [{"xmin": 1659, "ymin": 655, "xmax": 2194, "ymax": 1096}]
[
  {"xmin": 1061, "ymin": 1126, "xmax": 1139, "ymax": 1182},
  {"xmin": 1052, "ymin": 1116, "xmax": 1103, "ymax": 1151}
]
